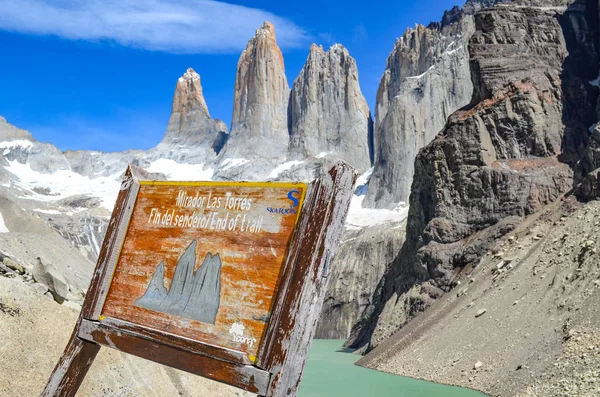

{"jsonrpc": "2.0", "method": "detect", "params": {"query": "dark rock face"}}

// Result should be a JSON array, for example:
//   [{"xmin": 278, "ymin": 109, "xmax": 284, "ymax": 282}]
[
  {"xmin": 364, "ymin": 0, "xmax": 515, "ymax": 209},
  {"xmin": 135, "ymin": 240, "xmax": 222, "ymax": 324},
  {"xmin": 348, "ymin": 0, "xmax": 600, "ymax": 352}
]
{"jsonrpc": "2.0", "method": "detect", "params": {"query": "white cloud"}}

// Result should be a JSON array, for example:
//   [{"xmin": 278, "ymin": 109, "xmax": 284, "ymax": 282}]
[{"xmin": 0, "ymin": 0, "xmax": 309, "ymax": 53}]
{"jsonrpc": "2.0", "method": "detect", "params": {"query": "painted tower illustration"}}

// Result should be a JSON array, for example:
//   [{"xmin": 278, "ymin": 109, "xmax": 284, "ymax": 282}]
[{"xmin": 135, "ymin": 240, "xmax": 222, "ymax": 324}]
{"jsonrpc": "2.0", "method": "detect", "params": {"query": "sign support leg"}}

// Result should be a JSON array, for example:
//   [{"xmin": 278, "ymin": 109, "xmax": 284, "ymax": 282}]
[{"xmin": 41, "ymin": 326, "xmax": 100, "ymax": 397}]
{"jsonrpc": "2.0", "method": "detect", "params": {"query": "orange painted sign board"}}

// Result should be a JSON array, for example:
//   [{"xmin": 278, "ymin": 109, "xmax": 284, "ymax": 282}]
[{"xmin": 99, "ymin": 181, "xmax": 306, "ymax": 361}]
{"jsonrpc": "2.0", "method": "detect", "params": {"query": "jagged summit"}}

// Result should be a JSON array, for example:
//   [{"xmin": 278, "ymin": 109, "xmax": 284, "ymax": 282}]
[
  {"xmin": 172, "ymin": 67, "xmax": 209, "ymax": 117},
  {"xmin": 309, "ymin": 43, "xmax": 324, "ymax": 53},
  {"xmin": 158, "ymin": 68, "xmax": 228, "ymax": 160},
  {"xmin": 0, "ymin": 116, "xmax": 34, "ymax": 141},
  {"xmin": 364, "ymin": 4, "xmax": 475, "ymax": 208},
  {"xmin": 178, "ymin": 67, "xmax": 201, "ymax": 83},
  {"xmin": 255, "ymin": 21, "xmax": 276, "ymax": 40},
  {"xmin": 216, "ymin": 21, "xmax": 290, "ymax": 178},
  {"xmin": 287, "ymin": 42, "xmax": 372, "ymax": 175}
]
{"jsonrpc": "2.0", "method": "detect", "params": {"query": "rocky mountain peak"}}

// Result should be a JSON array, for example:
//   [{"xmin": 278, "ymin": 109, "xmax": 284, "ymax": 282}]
[
  {"xmin": 256, "ymin": 21, "xmax": 276, "ymax": 40},
  {"xmin": 0, "ymin": 116, "xmax": 34, "ymax": 141},
  {"xmin": 158, "ymin": 68, "xmax": 228, "ymax": 160},
  {"xmin": 309, "ymin": 43, "xmax": 325, "ymax": 54},
  {"xmin": 287, "ymin": 42, "xmax": 372, "ymax": 174},
  {"xmin": 216, "ymin": 21, "xmax": 290, "ymax": 178},
  {"xmin": 179, "ymin": 67, "xmax": 201, "ymax": 83},
  {"xmin": 172, "ymin": 68, "xmax": 209, "ymax": 117},
  {"xmin": 365, "ymin": 8, "xmax": 475, "ymax": 208}
]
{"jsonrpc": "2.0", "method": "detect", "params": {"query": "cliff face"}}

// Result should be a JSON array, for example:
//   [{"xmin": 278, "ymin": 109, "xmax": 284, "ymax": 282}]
[
  {"xmin": 157, "ymin": 68, "xmax": 228, "ymax": 162},
  {"xmin": 364, "ymin": 11, "xmax": 475, "ymax": 208},
  {"xmin": 348, "ymin": 0, "xmax": 599, "ymax": 351},
  {"xmin": 288, "ymin": 44, "xmax": 372, "ymax": 175},
  {"xmin": 217, "ymin": 22, "xmax": 290, "ymax": 179},
  {"xmin": 315, "ymin": 221, "xmax": 406, "ymax": 339}
]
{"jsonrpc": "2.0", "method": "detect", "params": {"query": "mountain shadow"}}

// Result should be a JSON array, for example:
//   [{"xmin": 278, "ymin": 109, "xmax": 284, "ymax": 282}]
[{"xmin": 134, "ymin": 240, "xmax": 222, "ymax": 324}]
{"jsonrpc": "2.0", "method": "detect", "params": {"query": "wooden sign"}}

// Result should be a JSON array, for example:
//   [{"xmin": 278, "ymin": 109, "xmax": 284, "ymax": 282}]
[
  {"xmin": 42, "ymin": 163, "xmax": 356, "ymax": 397},
  {"xmin": 100, "ymin": 181, "xmax": 307, "ymax": 361}
]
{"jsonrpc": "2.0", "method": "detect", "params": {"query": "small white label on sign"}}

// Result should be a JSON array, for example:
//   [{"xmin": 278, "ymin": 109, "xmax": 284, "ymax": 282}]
[{"xmin": 228, "ymin": 322, "xmax": 257, "ymax": 347}]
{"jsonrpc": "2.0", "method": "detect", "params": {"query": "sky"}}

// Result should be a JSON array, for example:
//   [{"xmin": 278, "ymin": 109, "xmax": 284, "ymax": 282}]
[{"xmin": 0, "ymin": 0, "xmax": 464, "ymax": 152}]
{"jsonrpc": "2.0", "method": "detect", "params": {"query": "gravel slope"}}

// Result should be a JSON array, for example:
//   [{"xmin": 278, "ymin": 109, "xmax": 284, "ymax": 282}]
[
  {"xmin": 0, "ymin": 275, "xmax": 252, "ymax": 397},
  {"xmin": 358, "ymin": 197, "xmax": 600, "ymax": 397}
]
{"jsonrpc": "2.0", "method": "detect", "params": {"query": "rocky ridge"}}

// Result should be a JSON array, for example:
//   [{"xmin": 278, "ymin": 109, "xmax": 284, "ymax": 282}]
[
  {"xmin": 348, "ymin": 0, "xmax": 600, "ymax": 368},
  {"xmin": 364, "ymin": 4, "xmax": 477, "ymax": 208}
]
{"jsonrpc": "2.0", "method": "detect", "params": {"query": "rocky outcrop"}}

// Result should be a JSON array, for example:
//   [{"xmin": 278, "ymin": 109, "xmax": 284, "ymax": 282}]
[
  {"xmin": 0, "ymin": 117, "xmax": 70, "ymax": 174},
  {"xmin": 349, "ymin": 0, "xmax": 599, "ymax": 352},
  {"xmin": 65, "ymin": 70, "xmax": 227, "ymax": 176},
  {"xmin": 157, "ymin": 68, "xmax": 228, "ymax": 162},
  {"xmin": 364, "ymin": 8, "xmax": 476, "ymax": 208},
  {"xmin": 217, "ymin": 22, "xmax": 290, "ymax": 179},
  {"xmin": 288, "ymin": 44, "xmax": 372, "ymax": 175},
  {"xmin": 0, "ymin": 116, "xmax": 32, "ymax": 141}
]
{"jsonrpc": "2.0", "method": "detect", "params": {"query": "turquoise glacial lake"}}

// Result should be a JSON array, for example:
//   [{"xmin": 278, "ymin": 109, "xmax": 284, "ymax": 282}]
[{"xmin": 299, "ymin": 340, "xmax": 488, "ymax": 397}]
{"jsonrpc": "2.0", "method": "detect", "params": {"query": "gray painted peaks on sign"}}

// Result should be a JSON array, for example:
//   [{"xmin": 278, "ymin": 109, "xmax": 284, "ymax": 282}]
[{"xmin": 135, "ymin": 240, "xmax": 222, "ymax": 324}]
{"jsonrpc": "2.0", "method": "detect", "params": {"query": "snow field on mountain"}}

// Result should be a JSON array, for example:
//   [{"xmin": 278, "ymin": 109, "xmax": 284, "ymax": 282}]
[
  {"xmin": 267, "ymin": 160, "xmax": 304, "ymax": 179},
  {"xmin": 345, "ymin": 168, "xmax": 409, "ymax": 230},
  {"xmin": 0, "ymin": 212, "xmax": 9, "ymax": 233},
  {"xmin": 0, "ymin": 140, "xmax": 34, "ymax": 154},
  {"xmin": 4, "ymin": 160, "xmax": 122, "ymax": 211},
  {"xmin": 145, "ymin": 158, "xmax": 214, "ymax": 180}
]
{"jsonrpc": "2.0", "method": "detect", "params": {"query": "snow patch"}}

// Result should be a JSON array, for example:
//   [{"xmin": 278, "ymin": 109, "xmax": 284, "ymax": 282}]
[
  {"xmin": 406, "ymin": 65, "xmax": 434, "ymax": 81},
  {"xmin": 221, "ymin": 158, "xmax": 249, "ymax": 171},
  {"xmin": 146, "ymin": 159, "xmax": 214, "ymax": 181},
  {"xmin": 33, "ymin": 208, "xmax": 62, "ymax": 215},
  {"xmin": 0, "ymin": 212, "xmax": 8, "ymax": 233},
  {"xmin": 0, "ymin": 139, "xmax": 34, "ymax": 155},
  {"xmin": 268, "ymin": 161, "xmax": 304, "ymax": 179},
  {"xmin": 316, "ymin": 152, "xmax": 331, "ymax": 159},
  {"xmin": 443, "ymin": 45, "xmax": 463, "ymax": 56},
  {"xmin": 5, "ymin": 160, "xmax": 121, "ymax": 210},
  {"xmin": 346, "ymin": 195, "xmax": 409, "ymax": 230},
  {"xmin": 590, "ymin": 76, "xmax": 600, "ymax": 87},
  {"xmin": 345, "ymin": 168, "xmax": 408, "ymax": 229},
  {"xmin": 403, "ymin": 44, "xmax": 463, "ymax": 83},
  {"xmin": 178, "ymin": 68, "xmax": 200, "ymax": 83},
  {"xmin": 355, "ymin": 167, "xmax": 373, "ymax": 188}
]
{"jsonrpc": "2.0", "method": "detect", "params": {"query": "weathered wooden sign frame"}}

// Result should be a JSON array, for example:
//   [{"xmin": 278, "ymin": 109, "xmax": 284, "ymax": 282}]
[{"xmin": 42, "ymin": 162, "xmax": 356, "ymax": 397}]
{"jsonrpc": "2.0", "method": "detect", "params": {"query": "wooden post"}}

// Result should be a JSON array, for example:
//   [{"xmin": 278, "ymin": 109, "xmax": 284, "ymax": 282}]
[
  {"xmin": 41, "ymin": 165, "xmax": 146, "ymax": 397},
  {"xmin": 40, "ymin": 331, "xmax": 100, "ymax": 397},
  {"xmin": 257, "ymin": 162, "xmax": 357, "ymax": 397}
]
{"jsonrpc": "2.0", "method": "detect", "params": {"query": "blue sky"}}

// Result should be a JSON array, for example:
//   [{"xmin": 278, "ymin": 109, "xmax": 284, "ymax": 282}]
[{"xmin": 0, "ymin": 0, "xmax": 463, "ymax": 152}]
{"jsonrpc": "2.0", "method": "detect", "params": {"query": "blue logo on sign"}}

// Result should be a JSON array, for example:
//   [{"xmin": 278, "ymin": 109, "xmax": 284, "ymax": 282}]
[
  {"xmin": 287, "ymin": 190, "xmax": 300, "ymax": 207},
  {"xmin": 266, "ymin": 190, "xmax": 301, "ymax": 215}
]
